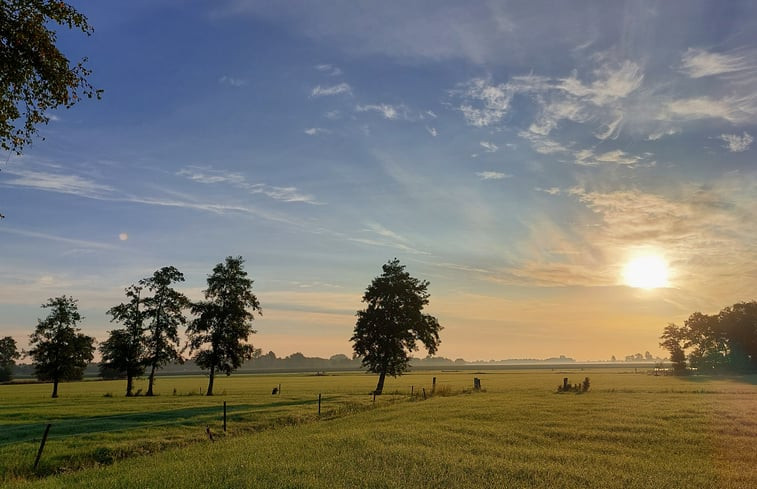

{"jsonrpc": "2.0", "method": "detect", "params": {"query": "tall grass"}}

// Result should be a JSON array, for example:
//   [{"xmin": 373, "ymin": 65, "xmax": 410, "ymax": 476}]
[{"xmin": 2, "ymin": 370, "xmax": 756, "ymax": 488}]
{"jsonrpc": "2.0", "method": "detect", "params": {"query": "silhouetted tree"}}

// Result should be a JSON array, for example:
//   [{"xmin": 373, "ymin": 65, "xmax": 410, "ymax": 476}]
[
  {"xmin": 140, "ymin": 267, "xmax": 189, "ymax": 396},
  {"xmin": 27, "ymin": 296, "xmax": 95, "ymax": 397},
  {"xmin": 0, "ymin": 0, "xmax": 102, "ymax": 155},
  {"xmin": 660, "ymin": 323, "xmax": 687, "ymax": 374},
  {"xmin": 684, "ymin": 312, "xmax": 727, "ymax": 372},
  {"xmin": 351, "ymin": 258, "xmax": 442, "ymax": 395},
  {"xmin": 188, "ymin": 256, "xmax": 261, "ymax": 396},
  {"xmin": 0, "ymin": 336, "xmax": 20, "ymax": 381},
  {"xmin": 101, "ymin": 285, "xmax": 146, "ymax": 396},
  {"xmin": 718, "ymin": 302, "xmax": 757, "ymax": 370}
]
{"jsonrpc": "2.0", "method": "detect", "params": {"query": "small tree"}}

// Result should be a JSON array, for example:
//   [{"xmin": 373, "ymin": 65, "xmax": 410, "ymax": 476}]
[
  {"xmin": 0, "ymin": 336, "xmax": 20, "ymax": 382},
  {"xmin": 188, "ymin": 256, "xmax": 262, "ymax": 396},
  {"xmin": 140, "ymin": 267, "xmax": 189, "ymax": 396},
  {"xmin": 660, "ymin": 323, "xmax": 687, "ymax": 374},
  {"xmin": 101, "ymin": 285, "xmax": 146, "ymax": 396},
  {"xmin": 351, "ymin": 259, "xmax": 442, "ymax": 395},
  {"xmin": 27, "ymin": 296, "xmax": 95, "ymax": 397}
]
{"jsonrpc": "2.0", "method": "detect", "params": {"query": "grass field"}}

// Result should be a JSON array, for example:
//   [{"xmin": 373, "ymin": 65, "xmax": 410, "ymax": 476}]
[{"xmin": 2, "ymin": 369, "xmax": 756, "ymax": 488}]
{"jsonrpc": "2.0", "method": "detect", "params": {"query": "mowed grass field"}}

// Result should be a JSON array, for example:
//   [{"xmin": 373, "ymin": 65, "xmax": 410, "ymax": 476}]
[{"xmin": 2, "ymin": 369, "xmax": 756, "ymax": 488}]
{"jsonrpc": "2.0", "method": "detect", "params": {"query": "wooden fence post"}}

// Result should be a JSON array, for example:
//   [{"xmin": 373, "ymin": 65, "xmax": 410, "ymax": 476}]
[
  {"xmin": 318, "ymin": 393, "xmax": 322, "ymax": 415},
  {"xmin": 432, "ymin": 377, "xmax": 436, "ymax": 394},
  {"xmin": 33, "ymin": 424, "xmax": 51, "ymax": 470},
  {"xmin": 223, "ymin": 401, "xmax": 227, "ymax": 432},
  {"xmin": 422, "ymin": 388, "xmax": 426, "ymax": 400}
]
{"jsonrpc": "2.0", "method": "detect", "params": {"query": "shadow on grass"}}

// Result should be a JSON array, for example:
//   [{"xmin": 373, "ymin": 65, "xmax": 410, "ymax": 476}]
[{"xmin": 681, "ymin": 373, "xmax": 757, "ymax": 386}]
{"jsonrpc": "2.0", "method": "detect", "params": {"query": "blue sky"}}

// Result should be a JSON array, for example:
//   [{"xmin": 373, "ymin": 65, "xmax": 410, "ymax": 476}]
[{"xmin": 1, "ymin": 0, "xmax": 756, "ymax": 361}]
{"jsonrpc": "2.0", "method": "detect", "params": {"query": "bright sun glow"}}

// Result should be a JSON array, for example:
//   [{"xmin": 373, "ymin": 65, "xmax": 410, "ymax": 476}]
[{"xmin": 623, "ymin": 255, "xmax": 669, "ymax": 289}]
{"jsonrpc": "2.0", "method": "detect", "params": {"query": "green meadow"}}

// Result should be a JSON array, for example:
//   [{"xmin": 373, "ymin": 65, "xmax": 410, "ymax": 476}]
[{"xmin": 2, "ymin": 369, "xmax": 756, "ymax": 488}]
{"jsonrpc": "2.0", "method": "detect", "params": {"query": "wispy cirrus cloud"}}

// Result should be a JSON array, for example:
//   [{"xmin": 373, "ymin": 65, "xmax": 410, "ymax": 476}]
[
  {"xmin": 480, "ymin": 141, "xmax": 498, "ymax": 152},
  {"xmin": 679, "ymin": 48, "xmax": 754, "ymax": 78},
  {"xmin": 304, "ymin": 127, "xmax": 330, "ymax": 136},
  {"xmin": 719, "ymin": 132, "xmax": 753, "ymax": 152},
  {"xmin": 426, "ymin": 126, "xmax": 438, "ymax": 137},
  {"xmin": 1, "ymin": 168, "xmax": 114, "ymax": 198},
  {"xmin": 356, "ymin": 103, "xmax": 408, "ymax": 120},
  {"xmin": 219, "ymin": 75, "xmax": 248, "ymax": 87},
  {"xmin": 476, "ymin": 171, "xmax": 510, "ymax": 180},
  {"xmin": 573, "ymin": 148, "xmax": 653, "ymax": 167},
  {"xmin": 177, "ymin": 167, "xmax": 321, "ymax": 204},
  {"xmin": 314, "ymin": 63, "xmax": 343, "ymax": 76},
  {"xmin": 311, "ymin": 83, "xmax": 351, "ymax": 97}
]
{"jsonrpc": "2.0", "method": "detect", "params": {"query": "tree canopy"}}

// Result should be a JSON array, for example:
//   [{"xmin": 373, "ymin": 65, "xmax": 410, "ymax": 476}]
[
  {"xmin": 660, "ymin": 301, "xmax": 757, "ymax": 373},
  {"xmin": 139, "ymin": 267, "xmax": 189, "ymax": 396},
  {"xmin": 27, "ymin": 295, "xmax": 95, "ymax": 397},
  {"xmin": 0, "ymin": 335, "xmax": 20, "ymax": 382},
  {"xmin": 351, "ymin": 258, "xmax": 442, "ymax": 394},
  {"xmin": 188, "ymin": 256, "xmax": 262, "ymax": 396},
  {"xmin": 0, "ymin": 0, "xmax": 102, "ymax": 154},
  {"xmin": 101, "ymin": 284, "xmax": 147, "ymax": 396}
]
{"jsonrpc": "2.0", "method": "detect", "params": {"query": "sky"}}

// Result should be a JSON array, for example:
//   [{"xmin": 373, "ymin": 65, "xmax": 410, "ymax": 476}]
[{"xmin": 1, "ymin": 0, "xmax": 756, "ymax": 362}]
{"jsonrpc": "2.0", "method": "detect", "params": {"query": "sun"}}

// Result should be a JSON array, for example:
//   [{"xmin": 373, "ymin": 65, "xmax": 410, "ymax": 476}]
[{"xmin": 623, "ymin": 255, "xmax": 669, "ymax": 289}]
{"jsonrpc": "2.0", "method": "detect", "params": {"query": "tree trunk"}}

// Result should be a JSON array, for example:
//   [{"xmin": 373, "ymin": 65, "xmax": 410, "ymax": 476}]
[
  {"xmin": 374, "ymin": 370, "xmax": 386, "ymax": 395},
  {"xmin": 51, "ymin": 379, "xmax": 59, "ymax": 398},
  {"xmin": 206, "ymin": 365, "xmax": 215, "ymax": 396},
  {"xmin": 146, "ymin": 364, "xmax": 156, "ymax": 396},
  {"xmin": 126, "ymin": 374, "xmax": 134, "ymax": 397}
]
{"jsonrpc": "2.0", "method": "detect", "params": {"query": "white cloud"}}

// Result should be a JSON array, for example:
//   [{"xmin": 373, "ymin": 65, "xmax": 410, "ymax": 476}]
[
  {"xmin": 426, "ymin": 126, "xmax": 438, "ymax": 137},
  {"xmin": 480, "ymin": 141, "xmax": 498, "ymax": 152},
  {"xmin": 1, "ymin": 169, "xmax": 114, "ymax": 198},
  {"xmin": 177, "ymin": 167, "xmax": 320, "ymax": 204},
  {"xmin": 456, "ymin": 78, "xmax": 512, "ymax": 127},
  {"xmin": 719, "ymin": 132, "xmax": 753, "ymax": 152},
  {"xmin": 662, "ymin": 96, "xmax": 756, "ymax": 124},
  {"xmin": 646, "ymin": 127, "xmax": 680, "ymax": 141},
  {"xmin": 535, "ymin": 187, "xmax": 561, "ymax": 195},
  {"xmin": 679, "ymin": 48, "xmax": 752, "ymax": 78},
  {"xmin": 315, "ymin": 64, "xmax": 343, "ymax": 76},
  {"xmin": 311, "ymin": 83, "xmax": 351, "ymax": 97},
  {"xmin": 476, "ymin": 171, "xmax": 510, "ymax": 180},
  {"xmin": 573, "ymin": 148, "xmax": 651, "ymax": 167},
  {"xmin": 356, "ymin": 103, "xmax": 407, "ymax": 120},
  {"xmin": 304, "ymin": 127, "xmax": 329, "ymax": 136},
  {"xmin": 219, "ymin": 75, "xmax": 247, "ymax": 87}
]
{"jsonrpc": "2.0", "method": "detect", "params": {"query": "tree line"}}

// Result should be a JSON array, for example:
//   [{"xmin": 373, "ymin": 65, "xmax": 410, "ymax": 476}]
[
  {"xmin": 1, "ymin": 258, "xmax": 443, "ymax": 398},
  {"xmin": 660, "ymin": 301, "xmax": 757, "ymax": 374}
]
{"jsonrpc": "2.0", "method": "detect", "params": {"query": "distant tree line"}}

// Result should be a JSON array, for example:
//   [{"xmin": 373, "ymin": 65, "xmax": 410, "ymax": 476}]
[{"xmin": 660, "ymin": 301, "xmax": 757, "ymax": 374}]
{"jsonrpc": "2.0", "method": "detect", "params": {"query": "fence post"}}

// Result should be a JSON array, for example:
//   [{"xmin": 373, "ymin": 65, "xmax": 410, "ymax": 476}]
[
  {"xmin": 223, "ymin": 401, "xmax": 227, "ymax": 432},
  {"xmin": 372, "ymin": 391, "xmax": 376, "ymax": 403},
  {"xmin": 411, "ymin": 385, "xmax": 414, "ymax": 397},
  {"xmin": 33, "ymin": 424, "xmax": 52, "ymax": 470},
  {"xmin": 318, "ymin": 393, "xmax": 322, "ymax": 415},
  {"xmin": 278, "ymin": 383, "xmax": 281, "ymax": 396},
  {"xmin": 422, "ymin": 388, "xmax": 426, "ymax": 400},
  {"xmin": 432, "ymin": 377, "xmax": 436, "ymax": 394}
]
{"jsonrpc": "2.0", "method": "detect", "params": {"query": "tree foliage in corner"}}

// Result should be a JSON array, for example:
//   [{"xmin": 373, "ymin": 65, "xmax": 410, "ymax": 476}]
[
  {"xmin": 0, "ymin": 335, "xmax": 20, "ymax": 382},
  {"xmin": 140, "ymin": 267, "xmax": 189, "ymax": 396},
  {"xmin": 188, "ymin": 256, "xmax": 262, "ymax": 396},
  {"xmin": 101, "ymin": 284, "xmax": 146, "ymax": 396},
  {"xmin": 351, "ymin": 258, "xmax": 442, "ymax": 395},
  {"xmin": 0, "ymin": 0, "xmax": 102, "ymax": 154},
  {"xmin": 660, "ymin": 301, "xmax": 757, "ymax": 374},
  {"xmin": 27, "ymin": 296, "xmax": 95, "ymax": 397}
]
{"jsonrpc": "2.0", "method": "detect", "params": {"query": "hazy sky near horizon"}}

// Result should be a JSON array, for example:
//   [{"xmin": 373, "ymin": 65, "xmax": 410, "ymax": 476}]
[{"xmin": 1, "ymin": 0, "xmax": 756, "ymax": 361}]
